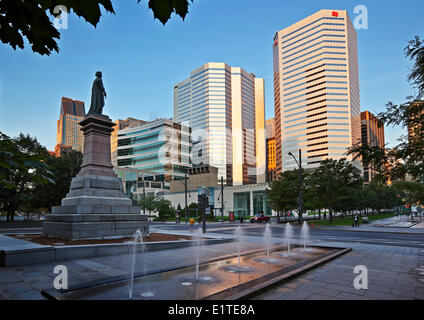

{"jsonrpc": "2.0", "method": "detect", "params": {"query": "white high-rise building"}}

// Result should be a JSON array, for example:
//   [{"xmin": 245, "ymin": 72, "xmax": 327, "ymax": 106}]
[
  {"xmin": 174, "ymin": 62, "xmax": 265, "ymax": 186},
  {"xmin": 273, "ymin": 9, "xmax": 362, "ymax": 174}
]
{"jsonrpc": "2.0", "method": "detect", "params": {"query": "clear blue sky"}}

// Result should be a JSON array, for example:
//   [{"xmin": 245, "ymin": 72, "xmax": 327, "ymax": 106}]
[{"xmin": 1, "ymin": 0, "xmax": 423, "ymax": 151}]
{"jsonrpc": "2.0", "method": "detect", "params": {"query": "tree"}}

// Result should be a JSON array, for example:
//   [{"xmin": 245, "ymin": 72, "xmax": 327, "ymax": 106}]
[
  {"xmin": 309, "ymin": 159, "xmax": 363, "ymax": 223},
  {"xmin": 392, "ymin": 181, "xmax": 424, "ymax": 207},
  {"xmin": 0, "ymin": 0, "xmax": 194, "ymax": 55},
  {"xmin": 137, "ymin": 195, "xmax": 174, "ymax": 219},
  {"xmin": 28, "ymin": 150, "xmax": 82, "ymax": 212},
  {"xmin": 0, "ymin": 132, "xmax": 53, "ymax": 221},
  {"xmin": 268, "ymin": 169, "xmax": 306, "ymax": 221},
  {"xmin": 304, "ymin": 169, "xmax": 326, "ymax": 219},
  {"xmin": 348, "ymin": 36, "xmax": 424, "ymax": 182},
  {"xmin": 154, "ymin": 198, "xmax": 175, "ymax": 219},
  {"xmin": 361, "ymin": 183, "xmax": 400, "ymax": 214},
  {"xmin": 138, "ymin": 194, "xmax": 158, "ymax": 214}
]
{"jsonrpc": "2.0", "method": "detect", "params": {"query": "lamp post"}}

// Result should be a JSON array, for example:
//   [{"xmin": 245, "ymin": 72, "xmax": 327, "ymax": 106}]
[
  {"xmin": 184, "ymin": 174, "xmax": 188, "ymax": 224},
  {"xmin": 288, "ymin": 149, "xmax": 303, "ymax": 224},
  {"xmin": 217, "ymin": 176, "xmax": 224, "ymax": 223}
]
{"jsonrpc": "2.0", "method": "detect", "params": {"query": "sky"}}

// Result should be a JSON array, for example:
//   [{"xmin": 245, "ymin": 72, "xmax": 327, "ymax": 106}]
[{"xmin": 1, "ymin": 0, "xmax": 423, "ymax": 151}]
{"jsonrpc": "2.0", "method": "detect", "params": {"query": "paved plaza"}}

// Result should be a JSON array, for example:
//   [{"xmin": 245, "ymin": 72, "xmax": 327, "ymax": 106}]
[{"xmin": 0, "ymin": 221, "xmax": 423, "ymax": 300}]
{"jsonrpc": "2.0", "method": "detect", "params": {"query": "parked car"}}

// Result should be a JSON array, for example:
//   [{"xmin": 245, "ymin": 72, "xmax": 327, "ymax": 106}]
[{"xmin": 250, "ymin": 214, "xmax": 270, "ymax": 223}]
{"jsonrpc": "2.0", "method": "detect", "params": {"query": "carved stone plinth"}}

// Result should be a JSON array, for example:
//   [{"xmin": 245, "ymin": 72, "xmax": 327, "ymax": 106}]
[{"xmin": 43, "ymin": 114, "xmax": 149, "ymax": 240}]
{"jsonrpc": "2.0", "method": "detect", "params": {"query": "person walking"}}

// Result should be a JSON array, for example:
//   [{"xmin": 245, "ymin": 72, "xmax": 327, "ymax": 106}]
[{"xmin": 190, "ymin": 217, "xmax": 195, "ymax": 232}]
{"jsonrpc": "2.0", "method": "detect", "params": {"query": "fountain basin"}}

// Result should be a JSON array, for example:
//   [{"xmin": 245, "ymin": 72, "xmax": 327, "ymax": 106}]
[{"xmin": 42, "ymin": 245, "xmax": 351, "ymax": 300}]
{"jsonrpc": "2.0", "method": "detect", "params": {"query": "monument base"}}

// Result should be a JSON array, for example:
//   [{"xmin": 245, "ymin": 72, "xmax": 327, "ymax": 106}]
[
  {"xmin": 43, "ymin": 114, "xmax": 150, "ymax": 240},
  {"xmin": 43, "ymin": 214, "xmax": 149, "ymax": 240}
]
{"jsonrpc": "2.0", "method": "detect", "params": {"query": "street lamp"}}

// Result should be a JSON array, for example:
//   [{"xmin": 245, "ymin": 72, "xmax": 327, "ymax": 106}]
[
  {"xmin": 288, "ymin": 149, "xmax": 303, "ymax": 224},
  {"xmin": 216, "ymin": 176, "xmax": 225, "ymax": 223}
]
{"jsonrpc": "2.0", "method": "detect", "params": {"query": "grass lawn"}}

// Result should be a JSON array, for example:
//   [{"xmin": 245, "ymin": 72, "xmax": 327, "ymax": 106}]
[{"xmin": 310, "ymin": 212, "xmax": 396, "ymax": 226}]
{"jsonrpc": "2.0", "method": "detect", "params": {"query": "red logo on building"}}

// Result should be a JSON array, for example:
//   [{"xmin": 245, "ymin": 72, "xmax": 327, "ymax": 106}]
[
  {"xmin": 273, "ymin": 40, "xmax": 278, "ymax": 47},
  {"xmin": 332, "ymin": 11, "xmax": 339, "ymax": 17}
]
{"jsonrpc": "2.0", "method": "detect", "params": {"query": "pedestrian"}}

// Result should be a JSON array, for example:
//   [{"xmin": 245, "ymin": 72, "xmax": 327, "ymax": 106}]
[
  {"xmin": 240, "ymin": 214, "xmax": 244, "ymax": 224},
  {"xmin": 190, "ymin": 217, "xmax": 195, "ymax": 232},
  {"xmin": 354, "ymin": 215, "xmax": 359, "ymax": 227}
]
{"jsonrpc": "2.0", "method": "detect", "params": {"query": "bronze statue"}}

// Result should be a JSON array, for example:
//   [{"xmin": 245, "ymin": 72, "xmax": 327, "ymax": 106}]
[{"xmin": 88, "ymin": 71, "xmax": 107, "ymax": 115}]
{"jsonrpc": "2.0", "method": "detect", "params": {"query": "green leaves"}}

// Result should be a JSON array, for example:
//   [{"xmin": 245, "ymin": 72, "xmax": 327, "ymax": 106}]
[
  {"xmin": 0, "ymin": 131, "xmax": 53, "ymax": 220},
  {"xmin": 138, "ymin": 195, "xmax": 175, "ymax": 218},
  {"xmin": 1, "ymin": 0, "xmax": 193, "ymax": 55},
  {"xmin": 145, "ymin": 0, "xmax": 191, "ymax": 24},
  {"xmin": 267, "ymin": 158, "xmax": 400, "ymax": 221},
  {"xmin": 0, "ymin": 0, "xmax": 61, "ymax": 55},
  {"xmin": 46, "ymin": 0, "xmax": 115, "ymax": 27},
  {"xmin": 348, "ymin": 36, "xmax": 424, "ymax": 182},
  {"xmin": 405, "ymin": 36, "xmax": 424, "ymax": 99},
  {"xmin": 267, "ymin": 169, "xmax": 303, "ymax": 213}
]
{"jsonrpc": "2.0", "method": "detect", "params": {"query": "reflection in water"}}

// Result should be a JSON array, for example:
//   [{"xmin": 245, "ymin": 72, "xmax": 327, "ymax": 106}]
[{"xmin": 62, "ymin": 245, "xmax": 330, "ymax": 300}]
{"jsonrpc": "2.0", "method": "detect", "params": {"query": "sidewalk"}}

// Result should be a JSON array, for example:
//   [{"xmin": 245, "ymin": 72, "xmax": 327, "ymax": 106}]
[
  {"xmin": 312, "ymin": 215, "xmax": 424, "ymax": 234},
  {"xmin": 314, "ymin": 225, "xmax": 424, "ymax": 234}
]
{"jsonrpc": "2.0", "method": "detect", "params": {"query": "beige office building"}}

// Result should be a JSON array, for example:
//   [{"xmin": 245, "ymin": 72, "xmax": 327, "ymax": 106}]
[
  {"xmin": 273, "ymin": 9, "xmax": 362, "ymax": 173},
  {"xmin": 174, "ymin": 62, "xmax": 265, "ymax": 186},
  {"xmin": 56, "ymin": 97, "xmax": 85, "ymax": 154}
]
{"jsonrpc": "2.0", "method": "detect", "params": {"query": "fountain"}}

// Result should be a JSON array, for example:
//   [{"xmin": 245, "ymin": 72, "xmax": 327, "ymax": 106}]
[
  {"xmin": 235, "ymin": 226, "xmax": 242, "ymax": 270},
  {"xmin": 285, "ymin": 222, "xmax": 293, "ymax": 256},
  {"xmin": 264, "ymin": 223, "xmax": 272, "ymax": 260},
  {"xmin": 301, "ymin": 221, "xmax": 309, "ymax": 251},
  {"xmin": 195, "ymin": 228, "xmax": 202, "ymax": 281},
  {"xmin": 128, "ymin": 230, "xmax": 154, "ymax": 299},
  {"xmin": 221, "ymin": 226, "xmax": 254, "ymax": 273},
  {"xmin": 129, "ymin": 230, "xmax": 142, "ymax": 299},
  {"xmin": 42, "ymin": 221, "xmax": 349, "ymax": 300},
  {"xmin": 252, "ymin": 223, "xmax": 279, "ymax": 264},
  {"xmin": 43, "ymin": 234, "xmax": 349, "ymax": 300}
]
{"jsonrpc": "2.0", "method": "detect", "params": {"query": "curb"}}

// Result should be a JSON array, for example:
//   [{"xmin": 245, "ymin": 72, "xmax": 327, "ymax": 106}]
[
  {"xmin": 313, "ymin": 226, "xmax": 424, "ymax": 235},
  {"xmin": 0, "ymin": 237, "xmax": 234, "ymax": 267}
]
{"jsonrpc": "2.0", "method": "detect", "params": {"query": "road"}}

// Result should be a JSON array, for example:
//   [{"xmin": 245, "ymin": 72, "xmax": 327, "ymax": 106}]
[
  {"xmin": 1, "ymin": 221, "xmax": 423, "ymax": 249},
  {"xmin": 150, "ymin": 222, "xmax": 424, "ymax": 249}
]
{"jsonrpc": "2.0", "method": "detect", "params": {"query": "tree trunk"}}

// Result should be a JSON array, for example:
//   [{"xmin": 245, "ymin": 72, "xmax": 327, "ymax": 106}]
[
  {"xmin": 329, "ymin": 208, "xmax": 333, "ymax": 223},
  {"xmin": 7, "ymin": 207, "xmax": 15, "ymax": 222}
]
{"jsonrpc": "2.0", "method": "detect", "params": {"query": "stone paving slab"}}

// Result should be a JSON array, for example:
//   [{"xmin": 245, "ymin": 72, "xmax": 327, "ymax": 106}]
[
  {"xmin": 0, "ymin": 234, "xmax": 48, "ymax": 251},
  {"xmin": 253, "ymin": 240, "xmax": 424, "ymax": 300}
]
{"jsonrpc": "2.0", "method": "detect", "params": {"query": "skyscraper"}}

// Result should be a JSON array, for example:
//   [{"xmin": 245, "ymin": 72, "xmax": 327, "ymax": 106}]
[
  {"xmin": 174, "ymin": 62, "xmax": 265, "ymax": 186},
  {"xmin": 273, "ymin": 9, "xmax": 361, "ymax": 174},
  {"xmin": 265, "ymin": 118, "xmax": 277, "ymax": 182},
  {"xmin": 56, "ymin": 97, "xmax": 86, "ymax": 154},
  {"xmin": 361, "ymin": 111, "xmax": 385, "ymax": 183}
]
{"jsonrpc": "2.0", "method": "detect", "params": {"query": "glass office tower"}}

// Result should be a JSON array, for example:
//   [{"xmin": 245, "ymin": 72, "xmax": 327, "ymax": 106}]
[
  {"xmin": 174, "ymin": 62, "xmax": 265, "ymax": 186},
  {"xmin": 116, "ymin": 119, "xmax": 192, "ymax": 182}
]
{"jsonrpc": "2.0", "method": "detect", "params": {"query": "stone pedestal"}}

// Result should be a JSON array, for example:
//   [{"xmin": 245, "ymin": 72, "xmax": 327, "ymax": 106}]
[{"xmin": 43, "ymin": 114, "xmax": 149, "ymax": 240}]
